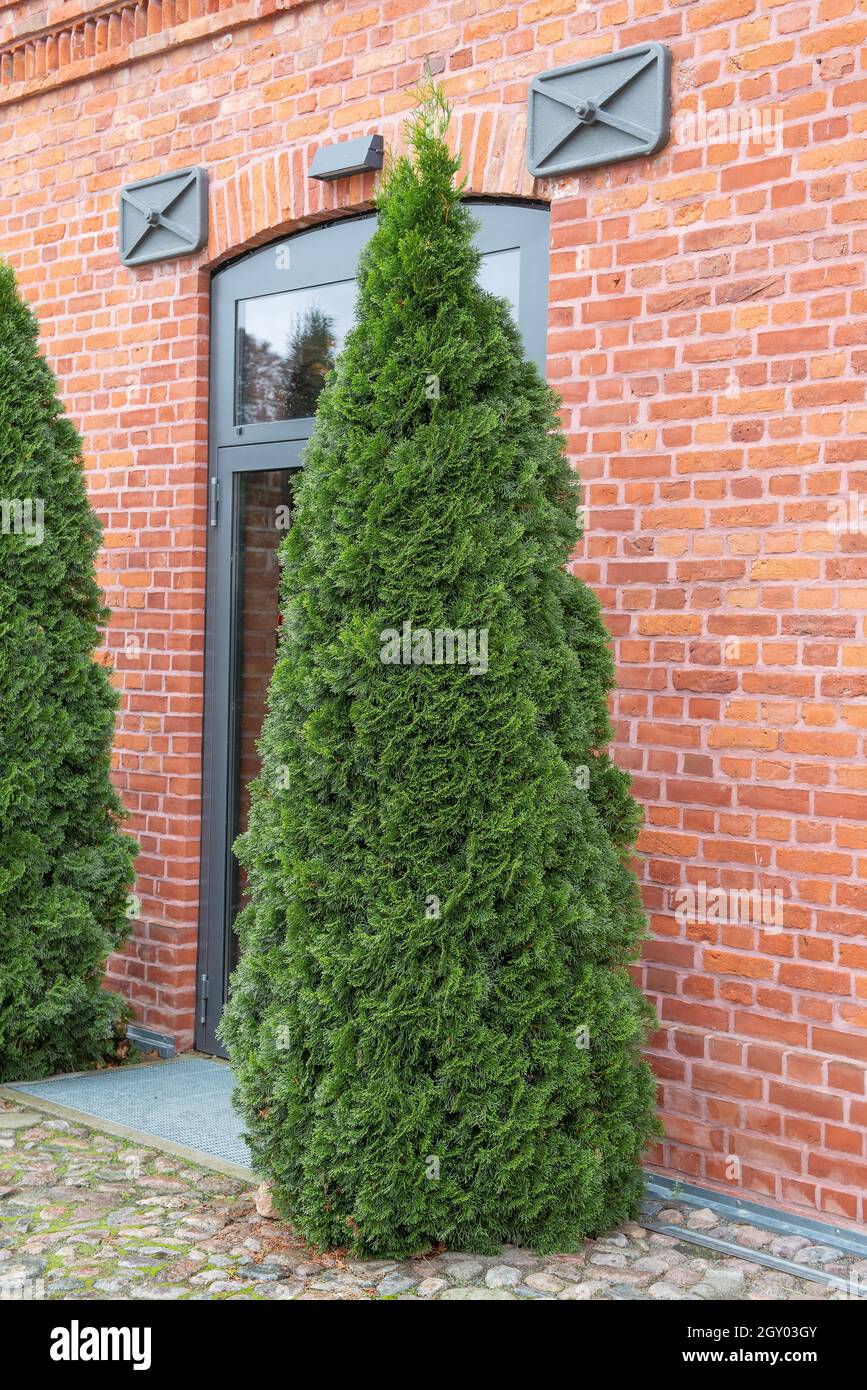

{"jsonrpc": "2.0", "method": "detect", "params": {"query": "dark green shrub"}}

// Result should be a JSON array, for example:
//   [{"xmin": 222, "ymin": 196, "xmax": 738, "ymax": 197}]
[
  {"xmin": 221, "ymin": 86, "xmax": 659, "ymax": 1257},
  {"xmin": 0, "ymin": 262, "xmax": 138, "ymax": 1083}
]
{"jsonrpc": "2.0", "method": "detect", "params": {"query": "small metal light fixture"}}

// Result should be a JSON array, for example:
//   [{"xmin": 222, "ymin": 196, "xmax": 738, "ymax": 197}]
[{"xmin": 309, "ymin": 134, "xmax": 384, "ymax": 182}]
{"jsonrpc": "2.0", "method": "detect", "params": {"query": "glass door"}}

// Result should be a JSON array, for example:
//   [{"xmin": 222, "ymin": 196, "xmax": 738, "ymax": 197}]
[
  {"xmin": 229, "ymin": 464, "xmax": 294, "ymax": 978},
  {"xmin": 197, "ymin": 202, "xmax": 551, "ymax": 1054},
  {"xmin": 197, "ymin": 215, "xmax": 379, "ymax": 1054}
]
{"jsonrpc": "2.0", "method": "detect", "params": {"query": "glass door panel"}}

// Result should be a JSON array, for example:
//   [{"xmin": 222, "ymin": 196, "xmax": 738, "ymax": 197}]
[
  {"xmin": 236, "ymin": 279, "xmax": 356, "ymax": 424},
  {"xmin": 227, "ymin": 468, "xmax": 293, "ymax": 976},
  {"xmin": 478, "ymin": 247, "xmax": 520, "ymax": 321}
]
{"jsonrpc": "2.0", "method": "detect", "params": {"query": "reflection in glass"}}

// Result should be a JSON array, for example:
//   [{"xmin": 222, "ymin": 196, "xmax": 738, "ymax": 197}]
[
  {"xmin": 236, "ymin": 279, "xmax": 356, "ymax": 424},
  {"xmin": 229, "ymin": 468, "xmax": 293, "ymax": 971},
  {"xmin": 478, "ymin": 247, "xmax": 520, "ymax": 322},
  {"xmin": 235, "ymin": 249, "xmax": 521, "ymax": 427}
]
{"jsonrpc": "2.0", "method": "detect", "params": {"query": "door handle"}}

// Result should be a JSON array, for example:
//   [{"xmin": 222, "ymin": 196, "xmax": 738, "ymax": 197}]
[{"xmin": 209, "ymin": 476, "xmax": 220, "ymax": 526}]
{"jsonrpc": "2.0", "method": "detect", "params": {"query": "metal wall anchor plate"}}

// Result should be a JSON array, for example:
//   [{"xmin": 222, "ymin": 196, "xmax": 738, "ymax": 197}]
[
  {"xmin": 527, "ymin": 42, "xmax": 672, "ymax": 178},
  {"xmin": 119, "ymin": 166, "xmax": 208, "ymax": 267}
]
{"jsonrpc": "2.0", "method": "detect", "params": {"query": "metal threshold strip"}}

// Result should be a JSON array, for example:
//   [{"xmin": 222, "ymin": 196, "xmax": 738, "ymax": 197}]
[
  {"xmin": 0, "ymin": 1055, "xmax": 254, "ymax": 1182},
  {"xmin": 640, "ymin": 1224, "xmax": 860, "ymax": 1295},
  {"xmin": 643, "ymin": 1174, "xmax": 867, "ymax": 1295}
]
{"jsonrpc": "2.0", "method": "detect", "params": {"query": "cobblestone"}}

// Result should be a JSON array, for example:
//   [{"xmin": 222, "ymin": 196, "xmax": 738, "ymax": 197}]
[{"xmin": 0, "ymin": 1098, "xmax": 858, "ymax": 1301}]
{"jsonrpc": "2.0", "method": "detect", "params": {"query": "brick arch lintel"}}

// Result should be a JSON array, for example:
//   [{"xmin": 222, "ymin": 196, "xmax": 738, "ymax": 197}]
[{"xmin": 205, "ymin": 107, "xmax": 539, "ymax": 268}]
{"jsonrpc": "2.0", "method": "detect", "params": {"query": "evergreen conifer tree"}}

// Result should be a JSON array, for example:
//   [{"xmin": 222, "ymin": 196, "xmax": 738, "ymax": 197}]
[
  {"xmin": 0, "ymin": 262, "xmax": 138, "ymax": 1083},
  {"xmin": 221, "ymin": 85, "xmax": 658, "ymax": 1256}
]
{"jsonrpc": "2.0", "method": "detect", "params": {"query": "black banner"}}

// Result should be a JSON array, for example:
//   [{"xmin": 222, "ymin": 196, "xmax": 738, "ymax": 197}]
[{"xmin": 1, "ymin": 1293, "xmax": 860, "ymax": 1375}]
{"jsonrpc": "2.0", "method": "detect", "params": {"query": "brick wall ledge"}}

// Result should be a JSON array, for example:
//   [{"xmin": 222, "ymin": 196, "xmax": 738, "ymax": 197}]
[{"xmin": 0, "ymin": 0, "xmax": 305, "ymax": 106}]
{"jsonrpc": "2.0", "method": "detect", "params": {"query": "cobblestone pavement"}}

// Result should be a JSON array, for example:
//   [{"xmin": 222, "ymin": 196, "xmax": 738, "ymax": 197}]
[{"xmin": 1, "ymin": 1099, "xmax": 863, "ymax": 1301}]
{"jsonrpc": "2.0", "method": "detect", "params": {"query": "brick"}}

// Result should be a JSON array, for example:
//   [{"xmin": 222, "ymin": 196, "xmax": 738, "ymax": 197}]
[
  {"xmin": 776, "ymin": 849, "xmax": 853, "ymax": 875},
  {"xmin": 730, "ymin": 1134, "xmax": 804, "ymax": 1175},
  {"xmin": 808, "ymin": 1153, "xmax": 867, "ymax": 1188},
  {"xmin": 813, "ymin": 1029, "xmax": 867, "ymax": 1063},
  {"xmin": 768, "ymin": 1082, "xmax": 844, "ymax": 1120},
  {"xmin": 2, "ymin": 0, "xmax": 864, "ymax": 1235},
  {"xmin": 704, "ymin": 950, "xmax": 774, "ymax": 980},
  {"xmin": 693, "ymin": 1065, "xmax": 764, "ymax": 1100}
]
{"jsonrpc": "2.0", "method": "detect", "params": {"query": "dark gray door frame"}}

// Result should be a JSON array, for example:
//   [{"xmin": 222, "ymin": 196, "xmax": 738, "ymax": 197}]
[{"xmin": 196, "ymin": 200, "xmax": 551, "ymax": 1055}]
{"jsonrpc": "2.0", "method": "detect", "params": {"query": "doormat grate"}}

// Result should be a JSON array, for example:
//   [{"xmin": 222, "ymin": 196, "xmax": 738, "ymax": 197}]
[{"xmin": 6, "ymin": 1056, "xmax": 251, "ymax": 1173}]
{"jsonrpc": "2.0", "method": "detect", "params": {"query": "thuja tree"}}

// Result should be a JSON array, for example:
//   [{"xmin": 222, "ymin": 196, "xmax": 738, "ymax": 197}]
[
  {"xmin": 221, "ymin": 86, "xmax": 658, "ymax": 1256},
  {"xmin": 0, "ymin": 263, "xmax": 138, "ymax": 1083}
]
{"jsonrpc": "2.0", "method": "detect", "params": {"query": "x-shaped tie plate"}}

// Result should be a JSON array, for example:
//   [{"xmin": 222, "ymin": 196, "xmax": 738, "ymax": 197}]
[
  {"xmin": 526, "ymin": 43, "xmax": 671, "ymax": 178},
  {"xmin": 119, "ymin": 167, "xmax": 208, "ymax": 267}
]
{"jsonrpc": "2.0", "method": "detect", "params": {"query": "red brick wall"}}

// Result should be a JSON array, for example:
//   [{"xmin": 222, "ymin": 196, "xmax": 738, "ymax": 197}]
[{"xmin": 1, "ymin": 0, "xmax": 865, "ymax": 1226}]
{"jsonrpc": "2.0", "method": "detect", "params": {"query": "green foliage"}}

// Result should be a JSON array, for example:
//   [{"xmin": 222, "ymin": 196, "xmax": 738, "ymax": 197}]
[
  {"xmin": 0, "ymin": 262, "xmax": 138, "ymax": 1083},
  {"xmin": 220, "ymin": 83, "xmax": 659, "ymax": 1256}
]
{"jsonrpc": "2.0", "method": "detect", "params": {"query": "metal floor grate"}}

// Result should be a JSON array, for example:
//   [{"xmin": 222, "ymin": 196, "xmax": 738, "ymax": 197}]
[{"xmin": 8, "ymin": 1056, "xmax": 251, "ymax": 1171}]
